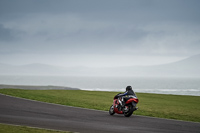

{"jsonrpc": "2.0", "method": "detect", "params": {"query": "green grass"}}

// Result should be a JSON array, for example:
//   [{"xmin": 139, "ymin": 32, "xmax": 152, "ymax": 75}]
[
  {"xmin": 0, "ymin": 89, "xmax": 200, "ymax": 122},
  {"xmin": 0, "ymin": 123, "xmax": 71, "ymax": 133}
]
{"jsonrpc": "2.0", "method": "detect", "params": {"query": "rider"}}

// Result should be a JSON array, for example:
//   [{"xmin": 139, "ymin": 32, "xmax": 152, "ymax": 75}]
[{"xmin": 118, "ymin": 86, "xmax": 136, "ymax": 107}]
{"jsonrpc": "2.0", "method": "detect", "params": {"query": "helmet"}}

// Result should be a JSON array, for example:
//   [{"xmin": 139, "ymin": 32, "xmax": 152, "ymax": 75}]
[{"xmin": 126, "ymin": 86, "xmax": 132, "ymax": 91}]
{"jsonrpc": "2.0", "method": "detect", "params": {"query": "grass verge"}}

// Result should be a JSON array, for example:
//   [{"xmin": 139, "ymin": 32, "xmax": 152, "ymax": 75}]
[
  {"xmin": 0, "ymin": 123, "xmax": 71, "ymax": 133},
  {"xmin": 0, "ymin": 89, "xmax": 199, "ymax": 122}
]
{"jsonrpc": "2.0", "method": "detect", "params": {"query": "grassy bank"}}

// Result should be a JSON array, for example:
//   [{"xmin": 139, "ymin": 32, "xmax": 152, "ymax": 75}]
[
  {"xmin": 0, "ymin": 89, "xmax": 199, "ymax": 122},
  {"xmin": 0, "ymin": 123, "xmax": 71, "ymax": 133}
]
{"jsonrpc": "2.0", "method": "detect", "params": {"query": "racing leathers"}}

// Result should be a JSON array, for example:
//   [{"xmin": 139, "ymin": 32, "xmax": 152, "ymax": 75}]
[{"xmin": 118, "ymin": 89, "xmax": 136, "ymax": 107}]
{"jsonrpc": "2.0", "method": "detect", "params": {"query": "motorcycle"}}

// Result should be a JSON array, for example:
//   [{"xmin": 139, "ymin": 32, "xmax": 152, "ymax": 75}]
[{"xmin": 109, "ymin": 93, "xmax": 139, "ymax": 117}]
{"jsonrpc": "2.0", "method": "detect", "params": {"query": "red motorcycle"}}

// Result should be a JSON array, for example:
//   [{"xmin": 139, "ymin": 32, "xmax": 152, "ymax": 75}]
[{"xmin": 109, "ymin": 93, "xmax": 139, "ymax": 117}]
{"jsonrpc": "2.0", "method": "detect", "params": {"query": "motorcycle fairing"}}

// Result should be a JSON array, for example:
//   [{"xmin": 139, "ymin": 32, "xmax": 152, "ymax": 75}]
[
  {"xmin": 125, "ymin": 98, "xmax": 139, "ymax": 104},
  {"xmin": 113, "ymin": 99, "xmax": 123, "ymax": 114}
]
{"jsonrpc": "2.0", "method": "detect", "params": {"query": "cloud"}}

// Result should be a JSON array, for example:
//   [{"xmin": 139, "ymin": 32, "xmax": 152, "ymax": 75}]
[
  {"xmin": 0, "ymin": 0, "xmax": 200, "ymax": 66},
  {"xmin": 0, "ymin": 24, "xmax": 16, "ymax": 41},
  {"xmin": 1, "ymin": 13, "xmax": 200, "ymax": 56}
]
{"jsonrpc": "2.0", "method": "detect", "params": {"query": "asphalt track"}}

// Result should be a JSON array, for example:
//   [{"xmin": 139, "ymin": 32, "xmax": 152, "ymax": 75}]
[{"xmin": 0, "ymin": 94, "xmax": 199, "ymax": 133}]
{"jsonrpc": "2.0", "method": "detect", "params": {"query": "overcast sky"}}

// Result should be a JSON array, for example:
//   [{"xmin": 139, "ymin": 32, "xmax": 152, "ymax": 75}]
[{"xmin": 0, "ymin": 0, "xmax": 200, "ymax": 67}]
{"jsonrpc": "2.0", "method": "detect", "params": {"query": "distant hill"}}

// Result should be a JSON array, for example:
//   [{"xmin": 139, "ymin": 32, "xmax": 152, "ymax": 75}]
[
  {"xmin": 0, "ymin": 54, "xmax": 199, "ymax": 77},
  {"xmin": 121, "ymin": 54, "xmax": 200, "ymax": 77},
  {"xmin": 150, "ymin": 54, "xmax": 200, "ymax": 77}
]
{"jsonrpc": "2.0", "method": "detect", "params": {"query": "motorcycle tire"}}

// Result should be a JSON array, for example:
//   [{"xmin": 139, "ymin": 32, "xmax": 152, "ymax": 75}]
[
  {"xmin": 124, "ymin": 105, "xmax": 134, "ymax": 117},
  {"xmin": 109, "ymin": 105, "xmax": 115, "ymax": 115}
]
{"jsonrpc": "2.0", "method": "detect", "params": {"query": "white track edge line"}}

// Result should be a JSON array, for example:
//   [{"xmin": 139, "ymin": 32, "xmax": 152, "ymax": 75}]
[{"xmin": 0, "ymin": 122, "xmax": 79, "ymax": 133}]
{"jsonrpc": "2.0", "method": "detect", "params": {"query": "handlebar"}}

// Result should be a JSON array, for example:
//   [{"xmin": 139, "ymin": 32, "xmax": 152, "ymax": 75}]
[{"xmin": 114, "ymin": 93, "xmax": 122, "ymax": 99}]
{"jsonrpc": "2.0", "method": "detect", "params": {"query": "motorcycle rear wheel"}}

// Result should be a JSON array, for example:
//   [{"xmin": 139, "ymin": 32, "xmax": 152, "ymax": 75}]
[
  {"xmin": 109, "ymin": 105, "xmax": 115, "ymax": 115},
  {"xmin": 124, "ymin": 105, "xmax": 134, "ymax": 117}
]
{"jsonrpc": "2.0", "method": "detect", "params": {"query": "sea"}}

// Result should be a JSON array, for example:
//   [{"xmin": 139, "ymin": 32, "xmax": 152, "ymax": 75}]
[{"xmin": 0, "ymin": 75, "xmax": 200, "ymax": 96}]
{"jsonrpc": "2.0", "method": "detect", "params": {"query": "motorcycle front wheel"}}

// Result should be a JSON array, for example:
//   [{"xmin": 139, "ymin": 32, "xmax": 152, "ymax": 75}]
[{"xmin": 109, "ymin": 105, "xmax": 115, "ymax": 115}]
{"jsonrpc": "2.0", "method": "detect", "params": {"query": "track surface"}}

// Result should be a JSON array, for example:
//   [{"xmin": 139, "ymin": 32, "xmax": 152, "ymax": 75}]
[{"xmin": 0, "ymin": 94, "xmax": 199, "ymax": 133}]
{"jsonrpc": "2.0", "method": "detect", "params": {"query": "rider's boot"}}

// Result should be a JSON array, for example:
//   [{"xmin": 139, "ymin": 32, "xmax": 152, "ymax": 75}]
[{"xmin": 122, "ymin": 101, "xmax": 125, "ymax": 108}]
